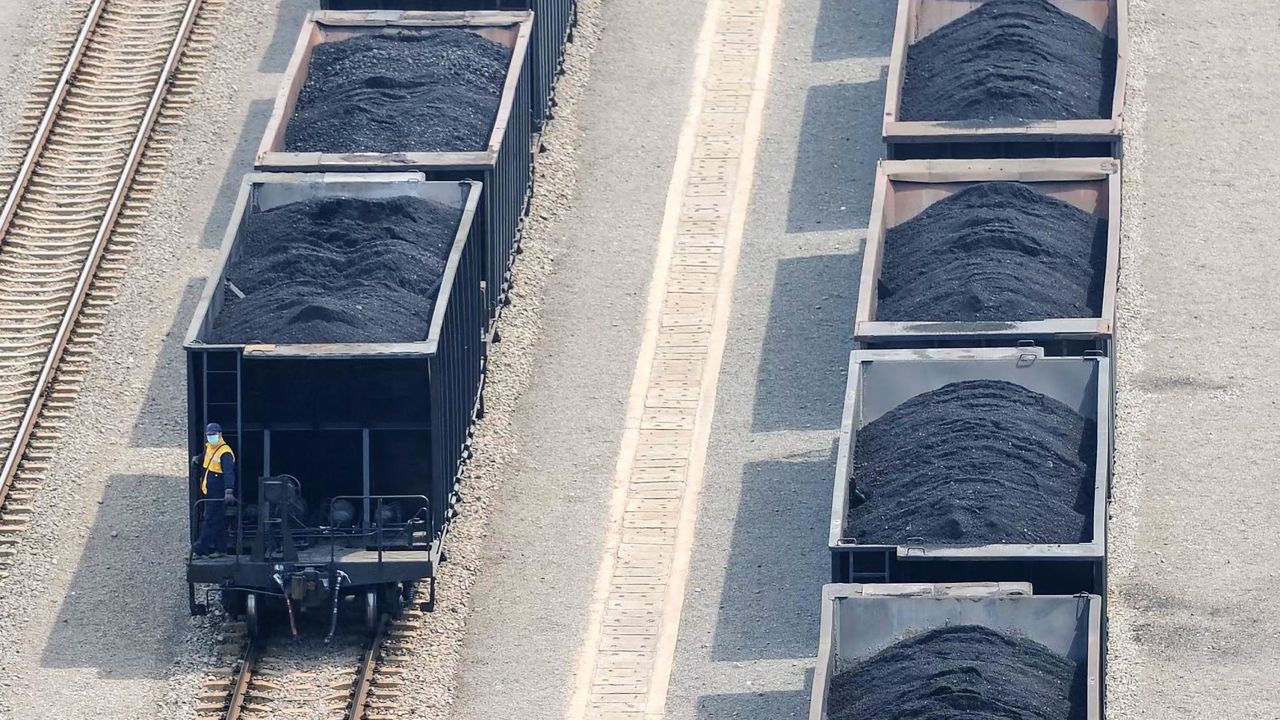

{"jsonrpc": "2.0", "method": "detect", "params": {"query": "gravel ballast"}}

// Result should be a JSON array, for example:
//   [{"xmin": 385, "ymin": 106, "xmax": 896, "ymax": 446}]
[
  {"xmin": 900, "ymin": 0, "xmax": 1115, "ymax": 123},
  {"xmin": 849, "ymin": 379, "xmax": 1095, "ymax": 545},
  {"xmin": 828, "ymin": 625, "xmax": 1086, "ymax": 720},
  {"xmin": 876, "ymin": 182, "xmax": 1107, "ymax": 323},
  {"xmin": 207, "ymin": 196, "xmax": 461, "ymax": 345},
  {"xmin": 284, "ymin": 29, "xmax": 512, "ymax": 154}
]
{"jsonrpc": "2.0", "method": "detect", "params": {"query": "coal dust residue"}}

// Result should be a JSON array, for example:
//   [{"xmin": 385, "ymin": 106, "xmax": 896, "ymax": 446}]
[
  {"xmin": 208, "ymin": 196, "xmax": 462, "ymax": 345},
  {"xmin": 828, "ymin": 625, "xmax": 1086, "ymax": 720},
  {"xmin": 848, "ymin": 379, "xmax": 1095, "ymax": 546},
  {"xmin": 284, "ymin": 29, "xmax": 512, "ymax": 154},
  {"xmin": 900, "ymin": 0, "xmax": 1116, "ymax": 123},
  {"xmin": 876, "ymin": 182, "xmax": 1107, "ymax": 323}
]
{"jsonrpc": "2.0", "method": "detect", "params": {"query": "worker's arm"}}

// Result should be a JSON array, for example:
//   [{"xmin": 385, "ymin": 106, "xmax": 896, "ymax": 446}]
[{"xmin": 222, "ymin": 453, "xmax": 236, "ymax": 493}]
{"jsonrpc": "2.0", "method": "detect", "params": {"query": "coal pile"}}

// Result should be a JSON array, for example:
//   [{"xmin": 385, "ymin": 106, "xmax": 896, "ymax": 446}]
[
  {"xmin": 900, "ymin": 0, "xmax": 1115, "ymax": 123},
  {"xmin": 284, "ymin": 29, "xmax": 512, "ymax": 154},
  {"xmin": 876, "ymin": 182, "xmax": 1107, "ymax": 323},
  {"xmin": 208, "ymin": 195, "xmax": 462, "ymax": 345},
  {"xmin": 828, "ymin": 625, "xmax": 1085, "ymax": 720},
  {"xmin": 848, "ymin": 379, "xmax": 1095, "ymax": 545}
]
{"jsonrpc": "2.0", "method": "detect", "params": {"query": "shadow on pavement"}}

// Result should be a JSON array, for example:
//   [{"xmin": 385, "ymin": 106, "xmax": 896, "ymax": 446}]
[
  {"xmin": 131, "ymin": 278, "xmax": 205, "ymax": 448},
  {"xmin": 751, "ymin": 254, "xmax": 856, "ymax": 433},
  {"xmin": 712, "ymin": 446, "xmax": 835, "ymax": 662},
  {"xmin": 696, "ymin": 688, "xmax": 810, "ymax": 720},
  {"xmin": 786, "ymin": 76, "xmax": 885, "ymax": 234},
  {"xmin": 41, "ymin": 474, "xmax": 188, "ymax": 678},
  {"xmin": 199, "ymin": 97, "xmax": 275, "ymax": 249},
  {"xmin": 812, "ymin": 0, "xmax": 897, "ymax": 62},
  {"xmin": 258, "ymin": 0, "xmax": 313, "ymax": 73}
]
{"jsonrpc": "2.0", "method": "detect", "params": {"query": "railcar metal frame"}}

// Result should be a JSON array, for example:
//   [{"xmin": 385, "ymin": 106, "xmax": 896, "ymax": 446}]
[
  {"xmin": 183, "ymin": 173, "xmax": 486, "ymax": 614},
  {"xmin": 882, "ymin": 0, "xmax": 1129, "ymax": 159},
  {"xmin": 808, "ymin": 583, "xmax": 1103, "ymax": 720},
  {"xmin": 313, "ymin": 0, "xmax": 576, "ymax": 128},
  {"xmin": 854, "ymin": 157, "xmax": 1121, "ymax": 355},
  {"xmin": 829, "ymin": 348, "xmax": 1111, "ymax": 595}
]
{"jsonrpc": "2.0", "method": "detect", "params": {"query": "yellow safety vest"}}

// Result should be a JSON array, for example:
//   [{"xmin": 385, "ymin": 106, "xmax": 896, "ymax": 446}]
[{"xmin": 201, "ymin": 442, "xmax": 234, "ymax": 495}]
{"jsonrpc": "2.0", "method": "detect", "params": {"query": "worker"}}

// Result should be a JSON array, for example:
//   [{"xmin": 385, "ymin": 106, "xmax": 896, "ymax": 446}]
[{"xmin": 191, "ymin": 422, "xmax": 237, "ymax": 557}]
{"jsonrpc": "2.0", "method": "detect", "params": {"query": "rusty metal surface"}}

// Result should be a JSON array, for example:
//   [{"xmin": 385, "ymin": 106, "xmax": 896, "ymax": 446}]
[
  {"xmin": 882, "ymin": 0, "xmax": 1128, "ymax": 150},
  {"xmin": 255, "ymin": 10, "xmax": 534, "ymax": 170},
  {"xmin": 347, "ymin": 613, "xmax": 390, "ymax": 720},
  {"xmin": 223, "ymin": 639, "xmax": 257, "ymax": 720},
  {"xmin": 854, "ymin": 157, "xmax": 1121, "ymax": 349}
]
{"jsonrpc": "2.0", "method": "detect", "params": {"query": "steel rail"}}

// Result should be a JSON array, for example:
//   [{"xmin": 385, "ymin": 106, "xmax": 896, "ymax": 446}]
[
  {"xmin": 0, "ymin": 0, "xmax": 205, "ymax": 505},
  {"xmin": 0, "ymin": 0, "xmax": 107, "ymax": 242},
  {"xmin": 223, "ymin": 639, "xmax": 258, "ymax": 720},
  {"xmin": 215, "ymin": 615, "xmax": 389, "ymax": 720},
  {"xmin": 347, "ymin": 613, "xmax": 391, "ymax": 720}
]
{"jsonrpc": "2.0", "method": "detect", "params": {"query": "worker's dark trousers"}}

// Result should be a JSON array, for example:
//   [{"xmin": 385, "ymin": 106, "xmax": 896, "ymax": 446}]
[{"xmin": 195, "ymin": 480, "xmax": 227, "ymax": 554}]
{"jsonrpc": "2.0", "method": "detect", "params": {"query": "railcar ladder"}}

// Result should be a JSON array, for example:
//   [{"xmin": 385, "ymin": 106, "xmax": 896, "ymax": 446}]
[
  {"xmin": 200, "ymin": 349, "xmax": 242, "ymax": 450},
  {"xmin": 836, "ymin": 550, "xmax": 892, "ymax": 585}
]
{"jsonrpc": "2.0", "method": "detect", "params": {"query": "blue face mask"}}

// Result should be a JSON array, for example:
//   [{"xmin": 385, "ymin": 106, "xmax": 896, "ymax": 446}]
[{"xmin": 206, "ymin": 434, "xmax": 220, "ymax": 444}]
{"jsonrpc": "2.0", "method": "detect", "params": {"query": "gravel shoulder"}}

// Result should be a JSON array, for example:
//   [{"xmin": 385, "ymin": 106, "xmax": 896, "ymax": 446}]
[
  {"xmin": 0, "ymin": 0, "xmax": 80, "ymax": 148},
  {"xmin": 1106, "ymin": 0, "xmax": 1280, "ymax": 716}
]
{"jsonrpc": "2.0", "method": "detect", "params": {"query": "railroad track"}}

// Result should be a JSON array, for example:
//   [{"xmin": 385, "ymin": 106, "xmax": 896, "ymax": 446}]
[
  {"xmin": 203, "ymin": 611, "xmax": 420, "ymax": 720},
  {"xmin": 0, "ymin": 0, "xmax": 223, "ymax": 572}
]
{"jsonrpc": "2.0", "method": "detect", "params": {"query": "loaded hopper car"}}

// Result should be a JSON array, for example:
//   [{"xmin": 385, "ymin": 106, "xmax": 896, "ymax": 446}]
[
  {"xmin": 808, "ymin": 583, "xmax": 1103, "ymax": 720},
  {"xmin": 882, "ymin": 0, "xmax": 1128, "ymax": 159},
  {"xmin": 830, "ymin": 346, "xmax": 1111, "ymax": 595},
  {"xmin": 312, "ymin": 0, "xmax": 576, "ymax": 129},
  {"xmin": 184, "ymin": 173, "xmax": 486, "ymax": 635},
  {"xmin": 854, "ymin": 157, "xmax": 1121, "ymax": 355},
  {"xmin": 256, "ymin": 10, "xmax": 535, "ymax": 328}
]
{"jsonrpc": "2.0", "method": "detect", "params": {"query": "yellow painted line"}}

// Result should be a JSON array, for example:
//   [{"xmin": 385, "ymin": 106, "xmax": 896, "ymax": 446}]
[{"xmin": 566, "ymin": 0, "xmax": 782, "ymax": 718}]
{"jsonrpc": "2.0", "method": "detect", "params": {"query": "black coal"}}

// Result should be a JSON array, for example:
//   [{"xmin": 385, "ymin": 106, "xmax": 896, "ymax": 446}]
[
  {"xmin": 828, "ymin": 625, "xmax": 1086, "ymax": 720},
  {"xmin": 900, "ymin": 0, "xmax": 1115, "ymax": 123},
  {"xmin": 208, "ymin": 196, "xmax": 461, "ymax": 345},
  {"xmin": 848, "ymin": 379, "xmax": 1095, "ymax": 546},
  {"xmin": 284, "ymin": 29, "xmax": 512, "ymax": 154},
  {"xmin": 876, "ymin": 182, "xmax": 1107, "ymax": 323}
]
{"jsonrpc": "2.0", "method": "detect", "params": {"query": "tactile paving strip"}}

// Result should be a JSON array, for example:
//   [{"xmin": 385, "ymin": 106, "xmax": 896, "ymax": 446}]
[{"xmin": 574, "ymin": 0, "xmax": 780, "ymax": 717}]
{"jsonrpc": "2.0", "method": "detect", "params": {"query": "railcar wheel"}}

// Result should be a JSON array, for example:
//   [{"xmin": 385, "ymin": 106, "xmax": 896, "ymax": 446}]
[
  {"xmin": 379, "ymin": 582, "xmax": 405, "ymax": 618},
  {"xmin": 245, "ymin": 592, "xmax": 261, "ymax": 638},
  {"xmin": 222, "ymin": 588, "xmax": 247, "ymax": 618},
  {"xmin": 365, "ymin": 590, "xmax": 379, "ymax": 633}
]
